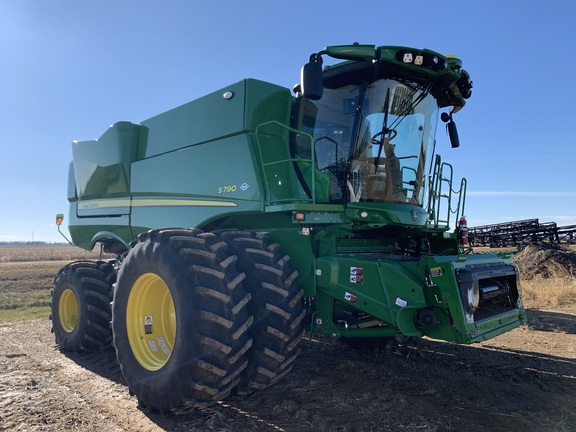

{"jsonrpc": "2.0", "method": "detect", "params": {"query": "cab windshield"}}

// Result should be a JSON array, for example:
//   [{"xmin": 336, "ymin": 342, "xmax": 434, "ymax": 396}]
[{"xmin": 294, "ymin": 79, "xmax": 439, "ymax": 206}]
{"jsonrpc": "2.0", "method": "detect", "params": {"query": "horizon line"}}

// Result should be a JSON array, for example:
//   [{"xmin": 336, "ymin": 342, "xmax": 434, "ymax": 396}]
[{"xmin": 467, "ymin": 191, "xmax": 576, "ymax": 198}]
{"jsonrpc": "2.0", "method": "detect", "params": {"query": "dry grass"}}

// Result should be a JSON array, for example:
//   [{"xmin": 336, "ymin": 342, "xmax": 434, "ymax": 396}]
[
  {"xmin": 512, "ymin": 243, "xmax": 576, "ymax": 309},
  {"xmin": 0, "ymin": 244, "xmax": 111, "ymax": 262},
  {"xmin": 521, "ymin": 276, "xmax": 576, "ymax": 309}
]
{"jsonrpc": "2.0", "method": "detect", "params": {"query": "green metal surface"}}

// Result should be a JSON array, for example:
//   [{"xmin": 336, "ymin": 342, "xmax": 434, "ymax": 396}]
[
  {"xmin": 72, "ymin": 122, "xmax": 140, "ymax": 203},
  {"xmin": 346, "ymin": 202, "xmax": 429, "ymax": 226},
  {"xmin": 312, "ymin": 252, "xmax": 526, "ymax": 344},
  {"xmin": 325, "ymin": 44, "xmax": 377, "ymax": 61},
  {"xmin": 64, "ymin": 44, "xmax": 525, "ymax": 346}
]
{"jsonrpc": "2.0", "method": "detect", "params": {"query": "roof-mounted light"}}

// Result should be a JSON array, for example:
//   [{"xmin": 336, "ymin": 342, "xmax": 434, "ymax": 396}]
[{"xmin": 396, "ymin": 50, "xmax": 446, "ymax": 71}]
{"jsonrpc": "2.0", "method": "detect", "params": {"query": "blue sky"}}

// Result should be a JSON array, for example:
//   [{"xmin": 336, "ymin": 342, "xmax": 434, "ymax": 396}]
[{"xmin": 1, "ymin": 1, "xmax": 575, "ymax": 242}]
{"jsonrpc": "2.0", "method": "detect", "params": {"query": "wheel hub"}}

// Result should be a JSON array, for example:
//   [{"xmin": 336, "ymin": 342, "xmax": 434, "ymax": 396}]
[
  {"xmin": 59, "ymin": 288, "xmax": 79, "ymax": 333},
  {"xmin": 126, "ymin": 273, "xmax": 176, "ymax": 371}
]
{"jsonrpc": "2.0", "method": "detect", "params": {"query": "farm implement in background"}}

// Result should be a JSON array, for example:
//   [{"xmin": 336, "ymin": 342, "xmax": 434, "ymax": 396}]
[{"xmin": 469, "ymin": 219, "xmax": 576, "ymax": 248}]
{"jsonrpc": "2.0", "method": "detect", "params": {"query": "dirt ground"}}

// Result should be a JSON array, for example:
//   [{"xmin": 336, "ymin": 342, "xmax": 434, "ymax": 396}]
[{"xmin": 1, "ymin": 308, "xmax": 575, "ymax": 432}]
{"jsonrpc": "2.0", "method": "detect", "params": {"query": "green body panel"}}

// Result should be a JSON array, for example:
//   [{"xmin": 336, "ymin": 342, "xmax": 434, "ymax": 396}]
[
  {"xmin": 72, "ymin": 121, "xmax": 139, "ymax": 209},
  {"xmin": 139, "ymin": 82, "xmax": 246, "ymax": 159},
  {"xmin": 312, "ymin": 252, "xmax": 526, "ymax": 344},
  {"xmin": 346, "ymin": 202, "xmax": 429, "ymax": 226},
  {"xmin": 423, "ymin": 253, "xmax": 527, "ymax": 343},
  {"xmin": 67, "ymin": 203, "xmax": 134, "ymax": 250},
  {"xmin": 130, "ymin": 134, "xmax": 263, "ymax": 232},
  {"xmin": 64, "ymin": 44, "xmax": 525, "ymax": 346}
]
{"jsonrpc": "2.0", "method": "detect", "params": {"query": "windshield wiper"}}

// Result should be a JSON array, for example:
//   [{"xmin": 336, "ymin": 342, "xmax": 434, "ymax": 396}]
[
  {"xmin": 347, "ymin": 85, "xmax": 367, "ymax": 163},
  {"xmin": 370, "ymin": 84, "xmax": 433, "ymax": 173},
  {"xmin": 372, "ymin": 88, "xmax": 395, "ymax": 172},
  {"xmin": 387, "ymin": 82, "xmax": 433, "ymax": 130}
]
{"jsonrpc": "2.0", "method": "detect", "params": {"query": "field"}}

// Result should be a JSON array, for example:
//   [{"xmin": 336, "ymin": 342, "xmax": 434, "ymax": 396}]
[
  {"xmin": 0, "ymin": 244, "xmax": 575, "ymax": 431},
  {"xmin": 0, "ymin": 244, "xmax": 110, "ymax": 321}
]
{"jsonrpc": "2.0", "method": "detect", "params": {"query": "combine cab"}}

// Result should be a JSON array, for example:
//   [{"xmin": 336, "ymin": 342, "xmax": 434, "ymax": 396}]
[{"xmin": 52, "ymin": 44, "xmax": 526, "ymax": 412}]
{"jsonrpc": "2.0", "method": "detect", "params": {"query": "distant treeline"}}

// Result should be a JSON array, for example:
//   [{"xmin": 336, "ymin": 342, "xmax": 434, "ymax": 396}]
[{"xmin": 0, "ymin": 241, "xmax": 69, "ymax": 246}]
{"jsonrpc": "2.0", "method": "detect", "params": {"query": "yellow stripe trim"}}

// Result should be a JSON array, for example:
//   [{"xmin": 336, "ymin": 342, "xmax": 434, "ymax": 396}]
[
  {"xmin": 78, "ymin": 198, "xmax": 237, "ymax": 210},
  {"xmin": 132, "ymin": 199, "xmax": 237, "ymax": 207}
]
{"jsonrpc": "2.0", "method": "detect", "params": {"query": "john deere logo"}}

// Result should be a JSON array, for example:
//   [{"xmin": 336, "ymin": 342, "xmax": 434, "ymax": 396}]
[{"xmin": 412, "ymin": 210, "xmax": 419, "ymax": 221}]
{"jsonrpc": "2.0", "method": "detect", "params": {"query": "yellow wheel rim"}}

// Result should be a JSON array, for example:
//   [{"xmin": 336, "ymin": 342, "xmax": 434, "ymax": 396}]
[
  {"xmin": 126, "ymin": 273, "xmax": 176, "ymax": 371},
  {"xmin": 59, "ymin": 289, "xmax": 79, "ymax": 333}
]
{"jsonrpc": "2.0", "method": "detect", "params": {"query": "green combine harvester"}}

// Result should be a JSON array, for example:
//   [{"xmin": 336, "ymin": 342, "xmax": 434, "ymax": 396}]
[{"xmin": 52, "ymin": 43, "xmax": 527, "ymax": 412}]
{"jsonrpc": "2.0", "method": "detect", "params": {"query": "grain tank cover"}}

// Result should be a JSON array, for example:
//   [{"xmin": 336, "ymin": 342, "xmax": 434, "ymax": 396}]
[{"xmin": 72, "ymin": 121, "xmax": 140, "ymax": 204}]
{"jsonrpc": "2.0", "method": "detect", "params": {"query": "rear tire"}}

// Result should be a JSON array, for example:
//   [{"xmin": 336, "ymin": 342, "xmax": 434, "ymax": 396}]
[
  {"xmin": 112, "ymin": 229, "xmax": 253, "ymax": 413},
  {"xmin": 215, "ymin": 230, "xmax": 305, "ymax": 394},
  {"xmin": 51, "ymin": 261, "xmax": 113, "ymax": 352}
]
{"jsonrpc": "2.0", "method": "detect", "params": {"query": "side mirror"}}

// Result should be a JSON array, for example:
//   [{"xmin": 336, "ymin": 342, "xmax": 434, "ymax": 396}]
[
  {"xmin": 441, "ymin": 112, "xmax": 460, "ymax": 148},
  {"xmin": 447, "ymin": 121, "xmax": 460, "ymax": 148},
  {"xmin": 301, "ymin": 59, "xmax": 323, "ymax": 100}
]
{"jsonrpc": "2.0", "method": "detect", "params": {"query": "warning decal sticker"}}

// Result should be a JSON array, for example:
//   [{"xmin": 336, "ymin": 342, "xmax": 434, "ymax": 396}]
[
  {"xmin": 350, "ymin": 266, "xmax": 364, "ymax": 284},
  {"xmin": 344, "ymin": 292, "xmax": 358, "ymax": 303},
  {"xmin": 430, "ymin": 267, "xmax": 443, "ymax": 277}
]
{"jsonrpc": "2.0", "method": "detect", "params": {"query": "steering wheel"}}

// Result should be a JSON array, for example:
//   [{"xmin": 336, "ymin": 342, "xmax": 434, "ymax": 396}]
[{"xmin": 370, "ymin": 129, "xmax": 397, "ymax": 144}]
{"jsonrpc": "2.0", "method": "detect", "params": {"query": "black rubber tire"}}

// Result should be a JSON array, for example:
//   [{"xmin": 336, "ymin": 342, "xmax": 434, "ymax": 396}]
[
  {"xmin": 51, "ymin": 261, "xmax": 113, "ymax": 352},
  {"xmin": 215, "ymin": 230, "xmax": 305, "ymax": 395},
  {"xmin": 112, "ymin": 229, "xmax": 253, "ymax": 413}
]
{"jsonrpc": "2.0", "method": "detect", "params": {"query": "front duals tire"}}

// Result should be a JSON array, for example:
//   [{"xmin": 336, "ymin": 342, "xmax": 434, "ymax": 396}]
[
  {"xmin": 111, "ymin": 229, "xmax": 253, "ymax": 413},
  {"xmin": 215, "ymin": 230, "xmax": 305, "ymax": 395}
]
